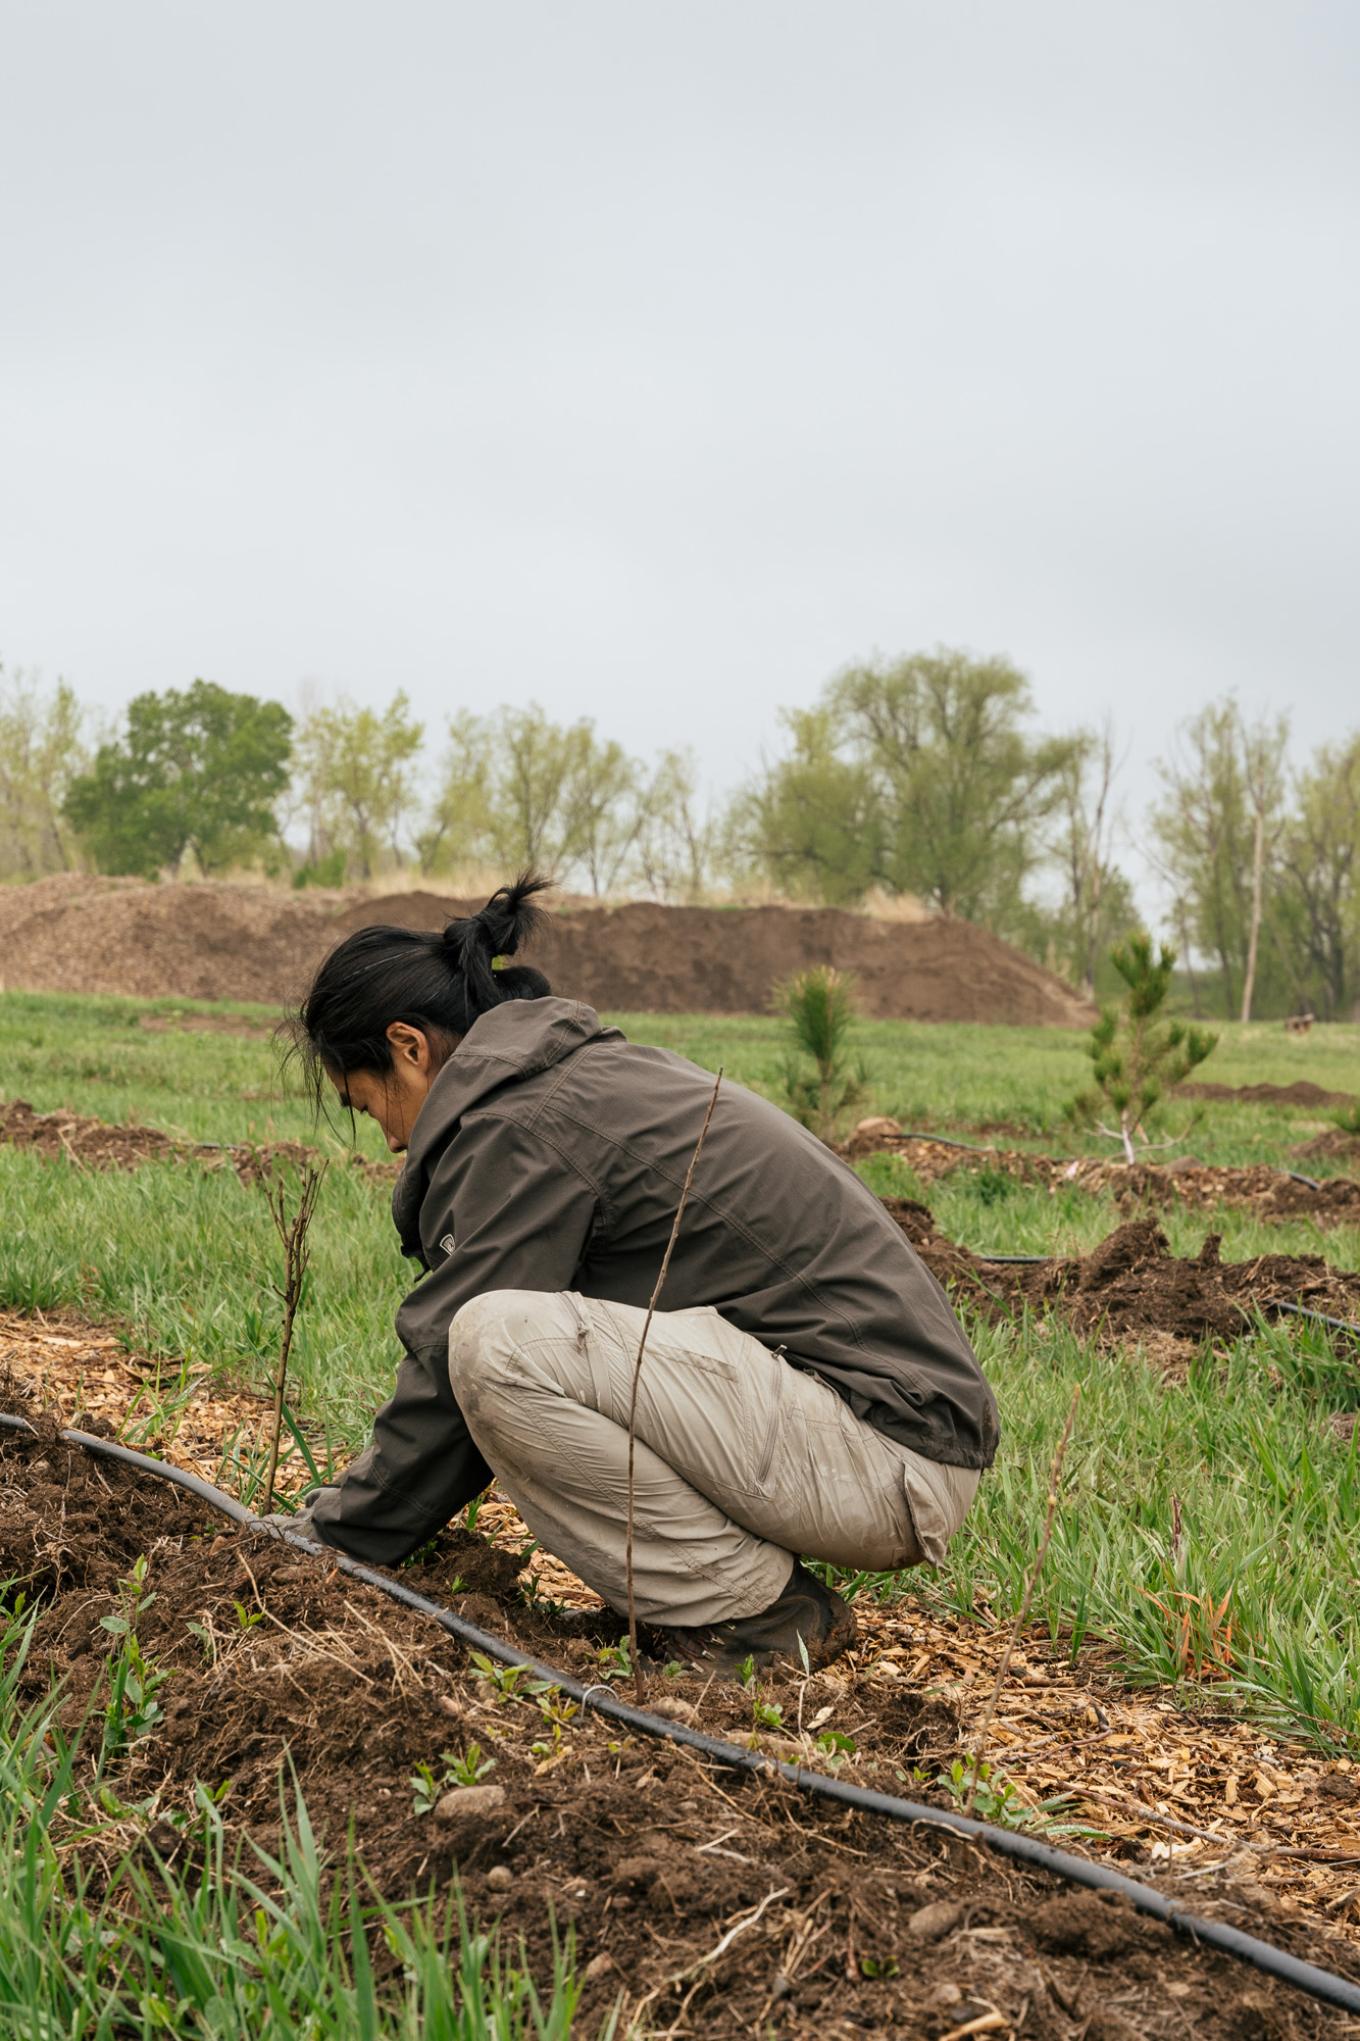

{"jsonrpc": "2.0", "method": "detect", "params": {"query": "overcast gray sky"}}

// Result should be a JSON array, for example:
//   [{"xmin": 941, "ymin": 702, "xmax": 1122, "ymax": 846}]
[{"xmin": 2, "ymin": 1, "xmax": 1356, "ymax": 896}]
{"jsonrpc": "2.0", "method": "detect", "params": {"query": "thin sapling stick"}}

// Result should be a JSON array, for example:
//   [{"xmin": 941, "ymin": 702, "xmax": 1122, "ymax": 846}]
[
  {"xmin": 962, "ymin": 1384, "xmax": 1079, "ymax": 1816},
  {"xmin": 625, "ymin": 1068, "xmax": 723, "ymax": 1698},
  {"xmin": 261, "ymin": 1159, "xmax": 328, "ymax": 1514}
]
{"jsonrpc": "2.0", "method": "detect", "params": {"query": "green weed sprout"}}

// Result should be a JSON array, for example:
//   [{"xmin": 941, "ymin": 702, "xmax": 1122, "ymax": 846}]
[
  {"xmin": 1067, "ymin": 933, "xmax": 1217, "ymax": 1163},
  {"xmin": 411, "ymin": 1743, "xmax": 498, "ymax": 1813},
  {"xmin": 775, "ymin": 965, "xmax": 868, "ymax": 1144},
  {"xmin": 98, "ymin": 1557, "xmax": 165, "ymax": 1763}
]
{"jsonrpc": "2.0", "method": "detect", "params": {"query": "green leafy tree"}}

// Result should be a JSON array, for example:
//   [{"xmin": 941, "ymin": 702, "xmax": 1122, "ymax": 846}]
[
  {"xmin": 1042, "ymin": 724, "xmax": 1130, "ymax": 997},
  {"xmin": 0, "ymin": 667, "xmax": 88, "ymax": 879},
  {"xmin": 1274, "ymin": 735, "xmax": 1360, "ymax": 1019},
  {"xmin": 1068, "ymin": 934, "xmax": 1217, "ymax": 1162},
  {"xmin": 1151, "ymin": 700, "xmax": 1289, "ymax": 1021},
  {"xmin": 731, "ymin": 707, "xmax": 882, "ymax": 905},
  {"xmin": 63, "ymin": 680, "xmax": 292, "ymax": 877},
  {"xmin": 776, "ymin": 965, "xmax": 868, "ymax": 1143},
  {"xmin": 417, "ymin": 709, "xmax": 497, "ymax": 875},
  {"xmin": 424, "ymin": 704, "xmax": 590, "ymax": 878},
  {"xmin": 634, "ymin": 748, "xmax": 717, "ymax": 902},
  {"xmin": 295, "ymin": 692, "xmax": 424, "ymax": 880},
  {"xmin": 422, "ymin": 708, "xmax": 716, "ymax": 899},
  {"xmin": 561, "ymin": 727, "xmax": 644, "ymax": 896},
  {"xmin": 829, "ymin": 649, "xmax": 1079, "ymax": 921},
  {"xmin": 737, "ymin": 649, "xmax": 1077, "ymax": 920}
]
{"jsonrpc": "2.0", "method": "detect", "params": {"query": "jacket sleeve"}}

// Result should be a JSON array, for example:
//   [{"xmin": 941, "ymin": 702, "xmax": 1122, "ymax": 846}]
[{"xmin": 307, "ymin": 1113, "xmax": 601, "ymax": 1565}]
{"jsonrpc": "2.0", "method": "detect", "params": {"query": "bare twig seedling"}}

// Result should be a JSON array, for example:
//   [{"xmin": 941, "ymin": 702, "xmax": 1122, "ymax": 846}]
[
  {"xmin": 625, "ymin": 1068, "xmax": 723, "ymax": 1699},
  {"xmin": 963, "ymin": 1386, "xmax": 1080, "ymax": 1817},
  {"xmin": 259, "ymin": 1157, "xmax": 327, "ymax": 1513}
]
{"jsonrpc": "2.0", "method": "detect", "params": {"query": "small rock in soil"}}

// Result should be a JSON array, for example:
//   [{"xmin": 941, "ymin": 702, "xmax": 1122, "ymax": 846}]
[
  {"xmin": 907, "ymin": 1898, "xmax": 965, "ymax": 1941},
  {"xmin": 646, "ymin": 1695, "xmax": 696, "ymax": 1721},
  {"xmin": 486, "ymin": 1864, "xmax": 513, "ymax": 1890},
  {"xmin": 434, "ymin": 1783, "xmax": 506, "ymax": 1826}
]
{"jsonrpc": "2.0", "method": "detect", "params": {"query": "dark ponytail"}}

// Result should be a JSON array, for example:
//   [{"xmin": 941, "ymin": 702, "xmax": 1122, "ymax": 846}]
[{"xmin": 291, "ymin": 873, "xmax": 553, "ymax": 1100}]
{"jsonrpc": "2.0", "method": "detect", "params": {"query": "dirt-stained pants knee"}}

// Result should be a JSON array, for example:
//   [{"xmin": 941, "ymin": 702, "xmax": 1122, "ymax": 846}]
[{"xmin": 449, "ymin": 1290, "xmax": 979, "ymax": 1626}]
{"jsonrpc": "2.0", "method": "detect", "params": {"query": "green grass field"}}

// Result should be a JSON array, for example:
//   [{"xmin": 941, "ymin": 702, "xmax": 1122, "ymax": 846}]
[
  {"xmin": 3, "ymin": 990, "xmax": 1359, "ymax": 2032},
  {"xmin": 3, "ymin": 989, "xmax": 1357, "ymax": 1751}
]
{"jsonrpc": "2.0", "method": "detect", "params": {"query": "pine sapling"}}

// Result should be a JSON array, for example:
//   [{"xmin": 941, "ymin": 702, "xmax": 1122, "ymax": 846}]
[
  {"xmin": 776, "ymin": 965, "xmax": 868, "ymax": 1144},
  {"xmin": 1067, "ymin": 934, "xmax": 1217, "ymax": 1163}
]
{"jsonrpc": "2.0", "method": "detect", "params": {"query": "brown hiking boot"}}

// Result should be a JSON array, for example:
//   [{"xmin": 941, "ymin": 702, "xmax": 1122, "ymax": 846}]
[{"xmin": 647, "ymin": 1562, "xmax": 857, "ymax": 1678}]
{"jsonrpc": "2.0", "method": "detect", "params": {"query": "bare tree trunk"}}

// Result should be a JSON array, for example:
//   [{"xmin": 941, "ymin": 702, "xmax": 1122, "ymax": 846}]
[
  {"xmin": 1240, "ymin": 808, "xmax": 1265, "ymax": 1024},
  {"xmin": 1173, "ymin": 900, "xmax": 1203, "ymax": 1018}
]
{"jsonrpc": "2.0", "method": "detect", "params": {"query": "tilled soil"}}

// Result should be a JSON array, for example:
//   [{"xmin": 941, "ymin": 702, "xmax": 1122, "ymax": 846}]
[
  {"xmin": 0, "ymin": 1097, "xmax": 396, "ymax": 1187},
  {"xmin": 1177, "ymin": 1083, "xmax": 1357, "ymax": 1111},
  {"xmin": 889, "ymin": 1206, "xmax": 1360, "ymax": 1345},
  {"xmin": 845, "ymin": 1131, "xmax": 1360, "ymax": 1227},
  {"xmin": 3, "ymin": 1421, "xmax": 1357, "ymax": 2038},
  {"xmin": 6, "ymin": 1100, "xmax": 1359, "ymax": 1349}
]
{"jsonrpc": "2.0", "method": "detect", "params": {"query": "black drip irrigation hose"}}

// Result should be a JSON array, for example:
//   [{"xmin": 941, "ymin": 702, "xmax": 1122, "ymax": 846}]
[{"xmin": 2, "ymin": 1414, "xmax": 1358, "ymax": 2016}]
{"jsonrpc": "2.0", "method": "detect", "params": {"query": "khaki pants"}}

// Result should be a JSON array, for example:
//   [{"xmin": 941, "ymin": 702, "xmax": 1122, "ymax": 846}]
[{"xmin": 450, "ymin": 1290, "xmax": 979, "ymax": 1626}]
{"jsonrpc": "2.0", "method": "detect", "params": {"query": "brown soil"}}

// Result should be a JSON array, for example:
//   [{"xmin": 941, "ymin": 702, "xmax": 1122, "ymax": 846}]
[
  {"xmin": 0, "ymin": 873, "xmax": 336, "ymax": 1006},
  {"xmin": 0, "ymin": 873, "xmax": 1094, "ymax": 1025},
  {"xmin": 889, "ymin": 1207, "xmax": 1360, "ymax": 1344},
  {"xmin": 1297, "ymin": 1129, "xmax": 1360, "ymax": 1167},
  {"xmin": 4, "ymin": 1416, "xmax": 1356, "ymax": 2037},
  {"xmin": 845, "ymin": 1133, "xmax": 1360, "ymax": 1228},
  {"xmin": 1178, "ymin": 1082, "xmax": 1358, "ymax": 1111},
  {"xmin": 0, "ymin": 1097, "xmax": 397, "ymax": 1187}
]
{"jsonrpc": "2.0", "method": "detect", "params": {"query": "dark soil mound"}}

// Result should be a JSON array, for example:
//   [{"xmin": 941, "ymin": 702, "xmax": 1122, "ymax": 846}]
[
  {"xmin": 0, "ymin": 874, "xmax": 1094, "ymax": 1024},
  {"xmin": 848, "ymin": 1132, "xmax": 1360, "ymax": 1226},
  {"xmin": 0, "ymin": 1098, "xmax": 395, "ymax": 1187},
  {"xmin": 0, "ymin": 873, "xmax": 337, "ymax": 1004},
  {"xmin": 340, "ymin": 892, "xmax": 1096, "ymax": 1024},
  {"xmin": 888, "ymin": 1207, "xmax": 1360, "ymax": 1343},
  {"xmin": 1178, "ymin": 1081, "xmax": 1357, "ymax": 1110},
  {"xmin": 1297, "ymin": 1128, "xmax": 1360, "ymax": 1166},
  {"xmin": 4, "ymin": 1422, "xmax": 1354, "ymax": 2036}
]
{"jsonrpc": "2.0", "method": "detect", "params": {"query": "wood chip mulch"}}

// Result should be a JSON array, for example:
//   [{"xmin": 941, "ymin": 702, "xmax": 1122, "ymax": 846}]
[{"xmin": 3, "ymin": 1307, "xmax": 1358, "ymax": 1951}]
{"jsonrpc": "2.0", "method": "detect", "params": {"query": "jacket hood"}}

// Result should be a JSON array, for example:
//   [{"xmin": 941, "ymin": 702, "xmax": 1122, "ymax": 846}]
[{"xmin": 393, "ymin": 998, "xmax": 619, "ymax": 1251}]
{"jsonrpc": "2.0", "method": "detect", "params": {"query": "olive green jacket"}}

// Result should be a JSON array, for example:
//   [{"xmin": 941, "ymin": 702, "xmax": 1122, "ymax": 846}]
[{"xmin": 309, "ymin": 999, "xmax": 998, "ymax": 1563}]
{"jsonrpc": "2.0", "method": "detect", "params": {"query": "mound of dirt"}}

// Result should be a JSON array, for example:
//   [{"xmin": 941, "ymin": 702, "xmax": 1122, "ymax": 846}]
[
  {"xmin": 1178, "ymin": 1081, "xmax": 1357, "ymax": 1110},
  {"xmin": 847, "ymin": 1131, "xmax": 1360, "ymax": 1226},
  {"xmin": 0, "ymin": 1098, "xmax": 396, "ymax": 1187},
  {"xmin": 887, "ymin": 1206, "xmax": 1360, "ymax": 1344},
  {"xmin": 0, "ymin": 873, "xmax": 338, "ymax": 1005},
  {"xmin": 0, "ymin": 873, "xmax": 1094, "ymax": 1024},
  {"xmin": 5, "ymin": 1423, "xmax": 1356, "ymax": 2035},
  {"xmin": 340, "ymin": 891, "xmax": 1096, "ymax": 1024},
  {"xmin": 1296, "ymin": 1128, "xmax": 1360, "ymax": 1167}
]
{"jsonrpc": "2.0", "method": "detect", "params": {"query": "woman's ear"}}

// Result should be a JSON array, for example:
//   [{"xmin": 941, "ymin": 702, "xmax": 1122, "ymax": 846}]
[{"xmin": 385, "ymin": 1021, "xmax": 432, "ymax": 1071}]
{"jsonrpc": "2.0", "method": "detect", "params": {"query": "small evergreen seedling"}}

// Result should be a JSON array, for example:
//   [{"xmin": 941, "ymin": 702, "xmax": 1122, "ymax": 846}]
[
  {"xmin": 776, "ymin": 965, "xmax": 868, "ymax": 1144},
  {"xmin": 1068, "ymin": 934, "xmax": 1217, "ymax": 1163}
]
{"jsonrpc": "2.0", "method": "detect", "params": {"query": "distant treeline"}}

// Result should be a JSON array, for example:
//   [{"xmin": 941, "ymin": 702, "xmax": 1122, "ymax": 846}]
[{"xmin": 1, "ymin": 652, "xmax": 1356, "ymax": 1020}]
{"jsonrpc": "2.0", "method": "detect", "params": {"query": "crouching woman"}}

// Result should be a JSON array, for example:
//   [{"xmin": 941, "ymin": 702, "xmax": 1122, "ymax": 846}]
[{"xmin": 282, "ymin": 877, "xmax": 998, "ymax": 1674}]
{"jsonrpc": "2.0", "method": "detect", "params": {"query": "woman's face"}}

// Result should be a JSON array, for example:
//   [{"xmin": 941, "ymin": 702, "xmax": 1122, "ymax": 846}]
[{"xmin": 331, "ymin": 1023, "xmax": 443, "ymax": 1153}]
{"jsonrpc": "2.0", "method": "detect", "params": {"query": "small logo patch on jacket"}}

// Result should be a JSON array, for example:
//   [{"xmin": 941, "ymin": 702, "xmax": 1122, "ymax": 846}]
[{"xmin": 439, "ymin": 1234, "xmax": 455, "ymax": 1257}]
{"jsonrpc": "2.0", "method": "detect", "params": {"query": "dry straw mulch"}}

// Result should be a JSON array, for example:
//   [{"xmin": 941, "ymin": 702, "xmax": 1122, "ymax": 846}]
[{"xmin": 4, "ymin": 1307, "xmax": 1358, "ymax": 1954}]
